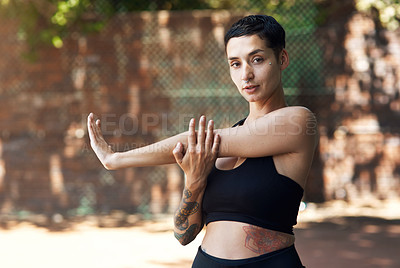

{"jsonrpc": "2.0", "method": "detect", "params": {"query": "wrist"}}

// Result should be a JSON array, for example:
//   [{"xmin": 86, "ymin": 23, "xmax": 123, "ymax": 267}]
[
  {"xmin": 104, "ymin": 152, "xmax": 119, "ymax": 170},
  {"xmin": 185, "ymin": 176, "xmax": 207, "ymax": 194}
]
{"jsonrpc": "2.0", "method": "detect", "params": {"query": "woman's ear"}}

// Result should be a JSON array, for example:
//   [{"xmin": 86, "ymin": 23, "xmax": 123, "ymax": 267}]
[{"xmin": 280, "ymin": 49, "xmax": 289, "ymax": 70}]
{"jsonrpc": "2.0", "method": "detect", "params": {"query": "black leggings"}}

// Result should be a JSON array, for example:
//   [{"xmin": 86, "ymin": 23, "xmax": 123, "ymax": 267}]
[{"xmin": 191, "ymin": 245, "xmax": 305, "ymax": 268}]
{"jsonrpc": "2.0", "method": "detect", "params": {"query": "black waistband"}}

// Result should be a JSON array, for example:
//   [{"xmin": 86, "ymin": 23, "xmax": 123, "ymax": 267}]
[{"xmin": 192, "ymin": 245, "xmax": 305, "ymax": 268}]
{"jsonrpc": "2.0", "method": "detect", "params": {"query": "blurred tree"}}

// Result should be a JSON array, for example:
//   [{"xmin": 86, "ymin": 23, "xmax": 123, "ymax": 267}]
[
  {"xmin": 2, "ymin": 0, "xmax": 399, "ymax": 60},
  {"xmin": 0, "ymin": 0, "xmax": 108, "ymax": 60},
  {"xmin": 0, "ymin": 0, "xmax": 327, "ymax": 98},
  {"xmin": 0, "ymin": 0, "xmax": 321, "ymax": 59},
  {"xmin": 356, "ymin": 0, "xmax": 400, "ymax": 30}
]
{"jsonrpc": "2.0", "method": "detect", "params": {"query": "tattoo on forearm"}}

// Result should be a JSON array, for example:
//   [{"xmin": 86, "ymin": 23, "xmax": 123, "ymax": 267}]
[
  {"xmin": 174, "ymin": 188, "xmax": 201, "ymax": 244},
  {"xmin": 174, "ymin": 188, "xmax": 199, "ymax": 230},
  {"xmin": 242, "ymin": 225, "xmax": 294, "ymax": 254},
  {"xmin": 174, "ymin": 223, "xmax": 199, "ymax": 245}
]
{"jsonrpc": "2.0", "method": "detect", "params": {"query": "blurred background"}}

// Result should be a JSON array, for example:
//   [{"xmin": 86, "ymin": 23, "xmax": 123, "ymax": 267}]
[{"xmin": 0, "ymin": 0, "xmax": 399, "ymax": 267}]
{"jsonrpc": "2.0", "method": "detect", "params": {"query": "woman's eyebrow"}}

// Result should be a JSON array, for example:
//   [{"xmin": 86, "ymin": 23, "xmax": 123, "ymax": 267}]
[
  {"xmin": 248, "ymin": 49, "xmax": 264, "ymax": 56},
  {"xmin": 228, "ymin": 49, "xmax": 265, "ymax": 60}
]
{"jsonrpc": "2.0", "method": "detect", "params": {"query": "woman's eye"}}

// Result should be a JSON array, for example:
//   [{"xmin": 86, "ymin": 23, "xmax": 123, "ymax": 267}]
[
  {"xmin": 253, "ymin": 57, "xmax": 264, "ymax": 63},
  {"xmin": 230, "ymin": 62, "xmax": 240, "ymax": 68}
]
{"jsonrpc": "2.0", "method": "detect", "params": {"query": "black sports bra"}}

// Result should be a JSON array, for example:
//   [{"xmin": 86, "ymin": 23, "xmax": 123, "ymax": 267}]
[{"xmin": 202, "ymin": 118, "xmax": 304, "ymax": 235}]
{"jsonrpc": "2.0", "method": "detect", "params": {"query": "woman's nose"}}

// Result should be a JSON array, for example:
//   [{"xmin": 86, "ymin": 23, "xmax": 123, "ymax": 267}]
[{"xmin": 241, "ymin": 63, "xmax": 253, "ymax": 81}]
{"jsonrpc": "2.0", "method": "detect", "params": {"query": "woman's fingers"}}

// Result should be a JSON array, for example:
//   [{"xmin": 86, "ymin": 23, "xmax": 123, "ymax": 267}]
[
  {"xmin": 205, "ymin": 120, "xmax": 214, "ymax": 149},
  {"xmin": 197, "ymin": 115, "xmax": 206, "ymax": 151},
  {"xmin": 212, "ymin": 133, "xmax": 220, "ymax": 155},
  {"xmin": 173, "ymin": 142, "xmax": 184, "ymax": 164},
  {"xmin": 88, "ymin": 114, "xmax": 98, "ymax": 136},
  {"xmin": 176, "ymin": 116, "xmax": 218, "ymax": 178},
  {"xmin": 87, "ymin": 113, "xmax": 109, "ymax": 151},
  {"xmin": 188, "ymin": 118, "xmax": 196, "ymax": 152},
  {"xmin": 186, "ymin": 116, "xmax": 218, "ymax": 157},
  {"xmin": 94, "ymin": 119, "xmax": 104, "ymax": 140},
  {"xmin": 187, "ymin": 116, "xmax": 218, "ymax": 152},
  {"xmin": 87, "ymin": 113, "xmax": 95, "ymax": 140},
  {"xmin": 88, "ymin": 113, "xmax": 99, "ymax": 142}
]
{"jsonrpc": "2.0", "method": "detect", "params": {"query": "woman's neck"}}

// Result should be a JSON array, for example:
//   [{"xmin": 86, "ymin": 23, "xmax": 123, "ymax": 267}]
[{"xmin": 247, "ymin": 88, "xmax": 287, "ymax": 122}]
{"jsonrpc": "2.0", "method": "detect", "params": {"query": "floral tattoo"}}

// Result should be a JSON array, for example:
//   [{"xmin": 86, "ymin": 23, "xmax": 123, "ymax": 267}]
[
  {"xmin": 174, "ymin": 188, "xmax": 202, "ymax": 244},
  {"xmin": 242, "ymin": 225, "xmax": 294, "ymax": 254}
]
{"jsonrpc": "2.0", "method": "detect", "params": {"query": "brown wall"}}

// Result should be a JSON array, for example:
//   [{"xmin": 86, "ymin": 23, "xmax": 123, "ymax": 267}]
[
  {"xmin": 316, "ymin": 8, "xmax": 400, "ymax": 202},
  {"xmin": 0, "ymin": 9, "xmax": 399, "ymax": 217}
]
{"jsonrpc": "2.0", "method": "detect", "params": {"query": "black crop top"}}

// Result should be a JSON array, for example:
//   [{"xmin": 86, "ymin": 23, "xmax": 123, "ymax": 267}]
[{"xmin": 202, "ymin": 118, "xmax": 304, "ymax": 235}]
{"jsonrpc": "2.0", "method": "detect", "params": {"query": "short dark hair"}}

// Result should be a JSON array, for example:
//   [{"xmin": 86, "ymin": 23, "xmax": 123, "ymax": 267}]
[{"xmin": 224, "ymin": 15, "xmax": 285, "ymax": 60}]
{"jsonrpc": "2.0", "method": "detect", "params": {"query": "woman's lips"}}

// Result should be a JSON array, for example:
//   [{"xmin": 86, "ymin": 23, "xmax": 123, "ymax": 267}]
[{"xmin": 243, "ymin": 85, "xmax": 258, "ymax": 93}]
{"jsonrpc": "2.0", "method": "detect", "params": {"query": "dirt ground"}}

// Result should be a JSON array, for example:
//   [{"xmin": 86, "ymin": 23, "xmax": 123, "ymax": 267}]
[{"xmin": 0, "ymin": 199, "xmax": 399, "ymax": 268}]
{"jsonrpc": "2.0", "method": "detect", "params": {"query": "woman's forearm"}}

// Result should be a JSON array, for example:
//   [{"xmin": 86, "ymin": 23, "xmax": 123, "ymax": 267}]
[
  {"xmin": 174, "ymin": 186, "xmax": 205, "ymax": 245},
  {"xmin": 109, "ymin": 131, "xmax": 189, "ymax": 169},
  {"xmin": 89, "ymin": 112, "xmax": 221, "ymax": 170},
  {"xmin": 173, "ymin": 116, "xmax": 216, "ymax": 246},
  {"xmin": 110, "ymin": 116, "xmax": 220, "ymax": 169}
]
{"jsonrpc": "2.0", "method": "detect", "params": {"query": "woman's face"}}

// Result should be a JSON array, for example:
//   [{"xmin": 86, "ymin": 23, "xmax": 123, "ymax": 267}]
[{"xmin": 226, "ymin": 34, "xmax": 288, "ymax": 103}]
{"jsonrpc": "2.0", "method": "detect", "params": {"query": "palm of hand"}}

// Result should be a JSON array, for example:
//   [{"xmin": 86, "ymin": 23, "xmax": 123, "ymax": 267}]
[{"xmin": 87, "ymin": 113, "xmax": 115, "ymax": 169}]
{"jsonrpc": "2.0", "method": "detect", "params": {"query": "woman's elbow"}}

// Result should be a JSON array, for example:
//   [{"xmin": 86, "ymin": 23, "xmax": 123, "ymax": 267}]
[{"xmin": 174, "ymin": 231, "xmax": 194, "ymax": 246}]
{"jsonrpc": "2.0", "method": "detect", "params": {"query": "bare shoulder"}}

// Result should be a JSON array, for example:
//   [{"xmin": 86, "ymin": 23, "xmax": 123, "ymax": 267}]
[
  {"xmin": 286, "ymin": 106, "xmax": 317, "ymax": 133},
  {"xmin": 265, "ymin": 106, "xmax": 318, "ymax": 151},
  {"xmin": 268, "ymin": 106, "xmax": 315, "ymax": 119},
  {"xmin": 269, "ymin": 107, "xmax": 318, "ymax": 186},
  {"xmin": 263, "ymin": 106, "xmax": 317, "ymax": 134}
]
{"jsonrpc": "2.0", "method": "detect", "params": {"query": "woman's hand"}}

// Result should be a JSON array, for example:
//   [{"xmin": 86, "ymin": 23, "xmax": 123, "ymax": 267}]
[
  {"xmin": 87, "ymin": 113, "xmax": 116, "ymax": 170},
  {"xmin": 173, "ymin": 115, "xmax": 220, "ymax": 245},
  {"xmin": 172, "ymin": 115, "xmax": 220, "ymax": 191}
]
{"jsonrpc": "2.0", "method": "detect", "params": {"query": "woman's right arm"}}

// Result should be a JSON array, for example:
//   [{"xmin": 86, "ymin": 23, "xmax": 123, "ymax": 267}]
[
  {"xmin": 88, "ymin": 107, "xmax": 317, "ymax": 171},
  {"xmin": 87, "ymin": 113, "xmax": 188, "ymax": 169}
]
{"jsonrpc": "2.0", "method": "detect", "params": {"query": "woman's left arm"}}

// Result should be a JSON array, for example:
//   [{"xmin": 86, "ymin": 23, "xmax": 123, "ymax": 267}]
[
  {"xmin": 215, "ymin": 106, "xmax": 318, "ymax": 158},
  {"xmin": 172, "ymin": 116, "xmax": 220, "ymax": 245}
]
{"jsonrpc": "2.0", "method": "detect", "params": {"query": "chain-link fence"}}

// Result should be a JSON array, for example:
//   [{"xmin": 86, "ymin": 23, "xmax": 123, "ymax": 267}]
[{"xmin": 0, "ymin": 0, "xmax": 399, "ymax": 225}]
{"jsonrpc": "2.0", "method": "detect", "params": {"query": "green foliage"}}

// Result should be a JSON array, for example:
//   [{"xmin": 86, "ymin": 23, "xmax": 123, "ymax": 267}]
[
  {"xmin": 5, "ymin": 0, "xmax": 399, "ymax": 60},
  {"xmin": 0, "ymin": 0, "xmax": 216, "ymax": 60},
  {"xmin": 356, "ymin": 0, "xmax": 400, "ymax": 30},
  {"xmin": 0, "ymin": 0, "xmax": 326, "ymax": 99},
  {"xmin": 1, "ymin": 0, "xmax": 108, "ymax": 60},
  {"xmin": 0, "ymin": 0, "xmax": 324, "ymax": 59}
]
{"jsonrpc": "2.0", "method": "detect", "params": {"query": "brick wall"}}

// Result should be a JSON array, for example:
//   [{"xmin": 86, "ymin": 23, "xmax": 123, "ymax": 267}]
[
  {"xmin": 316, "ymin": 7, "xmax": 400, "ymax": 202},
  {"xmin": 0, "ymin": 9, "xmax": 399, "ymax": 217}
]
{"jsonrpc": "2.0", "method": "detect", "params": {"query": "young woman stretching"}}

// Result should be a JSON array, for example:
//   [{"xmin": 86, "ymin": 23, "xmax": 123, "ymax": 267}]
[{"xmin": 88, "ymin": 15, "xmax": 318, "ymax": 267}]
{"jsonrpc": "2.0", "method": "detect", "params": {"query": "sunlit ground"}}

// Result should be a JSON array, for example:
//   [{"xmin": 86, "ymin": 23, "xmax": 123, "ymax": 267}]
[
  {"xmin": 0, "ymin": 199, "xmax": 399, "ymax": 268},
  {"xmin": 295, "ymin": 198, "xmax": 400, "ymax": 268}
]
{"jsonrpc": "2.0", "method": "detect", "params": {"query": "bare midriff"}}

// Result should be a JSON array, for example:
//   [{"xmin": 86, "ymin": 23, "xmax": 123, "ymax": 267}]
[{"xmin": 201, "ymin": 221, "xmax": 295, "ymax": 260}]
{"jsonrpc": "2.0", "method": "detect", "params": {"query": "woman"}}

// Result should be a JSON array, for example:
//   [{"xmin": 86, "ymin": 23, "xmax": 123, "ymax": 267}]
[{"xmin": 88, "ymin": 15, "xmax": 318, "ymax": 267}]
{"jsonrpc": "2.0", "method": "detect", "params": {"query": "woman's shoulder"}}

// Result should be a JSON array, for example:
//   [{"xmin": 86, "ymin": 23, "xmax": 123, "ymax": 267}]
[
  {"xmin": 272, "ymin": 106, "xmax": 314, "ymax": 116},
  {"xmin": 264, "ymin": 106, "xmax": 316, "ymax": 124},
  {"xmin": 265, "ymin": 106, "xmax": 318, "ymax": 141}
]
